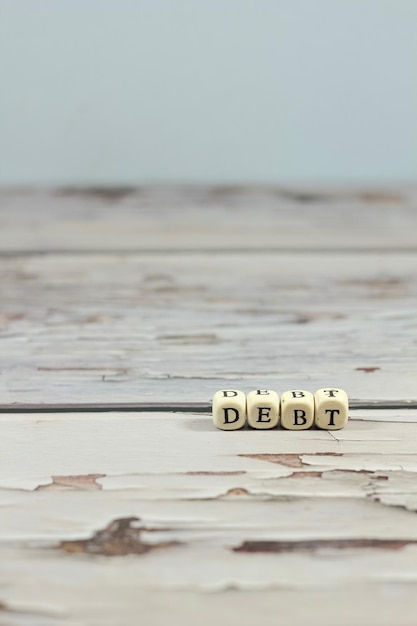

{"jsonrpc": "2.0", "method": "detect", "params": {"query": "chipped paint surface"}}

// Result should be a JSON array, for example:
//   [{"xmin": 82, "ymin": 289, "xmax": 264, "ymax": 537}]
[
  {"xmin": 233, "ymin": 538, "xmax": 416, "ymax": 553},
  {"xmin": 59, "ymin": 517, "xmax": 179, "ymax": 556},
  {"xmin": 1, "ymin": 250, "xmax": 417, "ymax": 403},
  {"xmin": 240, "ymin": 454, "xmax": 306, "ymax": 468},
  {"xmin": 36, "ymin": 474, "xmax": 105, "ymax": 491},
  {"xmin": 1, "ymin": 189, "xmax": 417, "ymax": 405},
  {"xmin": 1, "ymin": 188, "xmax": 417, "ymax": 625}
]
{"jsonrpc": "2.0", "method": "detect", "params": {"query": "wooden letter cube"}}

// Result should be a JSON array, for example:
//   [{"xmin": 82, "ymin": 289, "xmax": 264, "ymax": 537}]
[
  {"xmin": 315, "ymin": 388, "xmax": 348, "ymax": 429},
  {"xmin": 247, "ymin": 389, "xmax": 280, "ymax": 429},
  {"xmin": 280, "ymin": 389, "xmax": 314, "ymax": 430},
  {"xmin": 212, "ymin": 390, "xmax": 247, "ymax": 430}
]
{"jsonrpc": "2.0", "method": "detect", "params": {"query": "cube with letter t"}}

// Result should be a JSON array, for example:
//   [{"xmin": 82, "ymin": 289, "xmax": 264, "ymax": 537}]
[{"xmin": 314, "ymin": 388, "xmax": 348, "ymax": 429}]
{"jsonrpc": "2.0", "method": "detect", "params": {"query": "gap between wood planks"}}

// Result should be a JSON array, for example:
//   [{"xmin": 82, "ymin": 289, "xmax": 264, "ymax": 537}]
[{"xmin": 0, "ymin": 400, "xmax": 416, "ymax": 414}]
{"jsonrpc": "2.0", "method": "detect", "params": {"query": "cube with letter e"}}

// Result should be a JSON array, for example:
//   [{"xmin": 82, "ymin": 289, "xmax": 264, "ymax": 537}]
[{"xmin": 247, "ymin": 389, "xmax": 280, "ymax": 429}]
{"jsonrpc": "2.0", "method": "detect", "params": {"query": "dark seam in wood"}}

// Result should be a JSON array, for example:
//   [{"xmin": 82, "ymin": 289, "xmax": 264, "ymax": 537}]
[
  {"xmin": 0, "ymin": 400, "xmax": 416, "ymax": 414},
  {"xmin": 233, "ymin": 538, "xmax": 417, "ymax": 554}
]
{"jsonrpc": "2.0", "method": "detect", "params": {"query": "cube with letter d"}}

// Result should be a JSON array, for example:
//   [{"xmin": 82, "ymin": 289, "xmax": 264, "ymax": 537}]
[{"xmin": 212, "ymin": 390, "xmax": 247, "ymax": 430}]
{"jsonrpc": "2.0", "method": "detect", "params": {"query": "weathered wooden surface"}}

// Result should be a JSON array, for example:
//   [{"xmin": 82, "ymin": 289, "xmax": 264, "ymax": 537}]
[
  {"xmin": 1, "ymin": 412, "xmax": 417, "ymax": 625},
  {"xmin": 0, "ymin": 186, "xmax": 416, "ymax": 251},
  {"xmin": 1, "ymin": 251, "xmax": 417, "ymax": 404},
  {"xmin": 1, "ymin": 188, "xmax": 417, "ymax": 625}
]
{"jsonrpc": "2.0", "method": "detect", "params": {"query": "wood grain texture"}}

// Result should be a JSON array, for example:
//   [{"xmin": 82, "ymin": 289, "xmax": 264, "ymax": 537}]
[
  {"xmin": 1, "ymin": 188, "xmax": 417, "ymax": 625},
  {"xmin": 1, "ymin": 412, "xmax": 417, "ymax": 624},
  {"xmin": 1, "ymin": 251, "xmax": 417, "ymax": 404}
]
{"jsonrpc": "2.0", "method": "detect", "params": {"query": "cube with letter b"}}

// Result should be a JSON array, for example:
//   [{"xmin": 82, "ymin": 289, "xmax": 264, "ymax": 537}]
[
  {"xmin": 280, "ymin": 389, "xmax": 314, "ymax": 430},
  {"xmin": 212, "ymin": 390, "xmax": 247, "ymax": 430}
]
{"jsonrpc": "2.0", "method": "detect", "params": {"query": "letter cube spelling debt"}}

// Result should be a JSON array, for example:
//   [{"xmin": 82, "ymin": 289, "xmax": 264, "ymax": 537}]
[{"xmin": 212, "ymin": 388, "xmax": 349, "ymax": 430}]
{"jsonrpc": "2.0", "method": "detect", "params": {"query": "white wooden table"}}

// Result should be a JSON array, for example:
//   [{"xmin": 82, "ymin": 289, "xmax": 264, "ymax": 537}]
[{"xmin": 1, "ymin": 187, "xmax": 417, "ymax": 625}]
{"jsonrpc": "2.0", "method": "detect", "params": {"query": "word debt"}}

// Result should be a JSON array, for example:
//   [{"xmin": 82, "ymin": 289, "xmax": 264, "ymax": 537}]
[{"xmin": 212, "ymin": 388, "xmax": 349, "ymax": 431}]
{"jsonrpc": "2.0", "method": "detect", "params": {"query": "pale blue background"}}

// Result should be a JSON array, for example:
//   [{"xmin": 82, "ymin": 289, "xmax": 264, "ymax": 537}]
[{"xmin": 0, "ymin": 0, "xmax": 416, "ymax": 185}]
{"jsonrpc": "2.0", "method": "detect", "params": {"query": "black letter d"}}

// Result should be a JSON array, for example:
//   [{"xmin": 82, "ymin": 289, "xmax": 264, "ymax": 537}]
[{"xmin": 223, "ymin": 408, "xmax": 240, "ymax": 424}]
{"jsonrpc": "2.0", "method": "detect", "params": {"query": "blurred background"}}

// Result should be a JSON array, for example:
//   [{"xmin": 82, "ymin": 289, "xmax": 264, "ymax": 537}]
[{"xmin": 0, "ymin": 0, "xmax": 416, "ymax": 187}]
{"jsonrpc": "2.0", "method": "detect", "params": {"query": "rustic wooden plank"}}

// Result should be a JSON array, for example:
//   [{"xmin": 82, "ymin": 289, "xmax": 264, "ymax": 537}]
[
  {"xmin": 1, "ymin": 187, "xmax": 417, "ymax": 625},
  {"xmin": 0, "ymin": 413, "xmax": 417, "ymax": 528},
  {"xmin": 0, "ymin": 412, "xmax": 416, "ymax": 494},
  {"xmin": 0, "ymin": 186, "xmax": 416, "ymax": 252},
  {"xmin": 1, "ymin": 251, "xmax": 416, "ymax": 404},
  {"xmin": 1, "ymin": 412, "xmax": 417, "ymax": 624}
]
